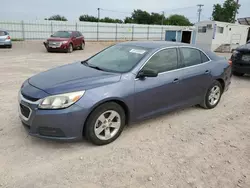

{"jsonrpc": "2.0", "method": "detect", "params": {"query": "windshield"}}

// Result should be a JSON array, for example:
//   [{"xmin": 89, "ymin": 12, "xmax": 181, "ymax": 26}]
[
  {"xmin": 87, "ymin": 45, "xmax": 149, "ymax": 73},
  {"xmin": 51, "ymin": 31, "xmax": 71, "ymax": 38}
]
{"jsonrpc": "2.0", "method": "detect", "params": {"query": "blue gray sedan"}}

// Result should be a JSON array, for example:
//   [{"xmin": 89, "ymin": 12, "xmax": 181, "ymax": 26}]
[{"xmin": 19, "ymin": 41, "xmax": 232, "ymax": 145}]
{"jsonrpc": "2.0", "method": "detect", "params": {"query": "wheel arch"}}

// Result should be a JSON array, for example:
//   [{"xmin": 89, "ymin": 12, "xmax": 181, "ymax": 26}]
[
  {"xmin": 82, "ymin": 98, "xmax": 130, "ymax": 135},
  {"xmin": 216, "ymin": 78, "xmax": 225, "ymax": 92}
]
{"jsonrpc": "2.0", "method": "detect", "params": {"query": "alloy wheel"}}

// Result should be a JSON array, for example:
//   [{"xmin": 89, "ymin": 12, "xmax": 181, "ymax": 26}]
[
  {"xmin": 94, "ymin": 110, "xmax": 121, "ymax": 140},
  {"xmin": 208, "ymin": 85, "xmax": 221, "ymax": 106}
]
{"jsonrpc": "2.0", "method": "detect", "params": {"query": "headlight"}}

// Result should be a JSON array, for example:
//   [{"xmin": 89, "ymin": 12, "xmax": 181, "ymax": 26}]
[
  {"xmin": 232, "ymin": 50, "xmax": 239, "ymax": 57},
  {"xmin": 61, "ymin": 41, "xmax": 68, "ymax": 44},
  {"xmin": 38, "ymin": 91, "xmax": 85, "ymax": 109}
]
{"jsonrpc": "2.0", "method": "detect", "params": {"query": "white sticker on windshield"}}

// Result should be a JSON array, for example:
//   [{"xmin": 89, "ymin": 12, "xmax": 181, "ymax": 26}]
[{"xmin": 129, "ymin": 49, "xmax": 146, "ymax": 54}]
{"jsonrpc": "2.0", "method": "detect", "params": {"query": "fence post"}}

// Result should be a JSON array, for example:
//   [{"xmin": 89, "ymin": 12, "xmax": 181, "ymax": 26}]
[
  {"xmin": 21, "ymin": 20, "xmax": 25, "ymax": 40},
  {"xmin": 97, "ymin": 23, "xmax": 99, "ymax": 41},
  {"xmin": 147, "ymin": 26, "xmax": 149, "ymax": 40},
  {"xmin": 75, "ymin": 22, "xmax": 78, "ymax": 31},
  {"xmin": 161, "ymin": 26, "xmax": 164, "ymax": 40},
  {"xmin": 115, "ymin": 24, "xmax": 118, "ymax": 41},
  {"xmin": 132, "ymin": 25, "xmax": 134, "ymax": 41},
  {"xmin": 50, "ymin": 22, "xmax": 53, "ymax": 34}
]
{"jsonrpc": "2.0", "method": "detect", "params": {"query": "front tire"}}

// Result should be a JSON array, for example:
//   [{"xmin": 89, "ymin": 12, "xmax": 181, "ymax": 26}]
[
  {"xmin": 232, "ymin": 71, "xmax": 244, "ymax": 76},
  {"xmin": 67, "ymin": 43, "xmax": 73, "ymax": 53},
  {"xmin": 200, "ymin": 80, "xmax": 222, "ymax": 109},
  {"xmin": 84, "ymin": 102, "xmax": 126, "ymax": 145}
]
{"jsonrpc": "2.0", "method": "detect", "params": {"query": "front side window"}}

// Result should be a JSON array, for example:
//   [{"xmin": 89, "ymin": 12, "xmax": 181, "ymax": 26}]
[
  {"xmin": 51, "ymin": 31, "xmax": 72, "ymax": 38},
  {"xmin": 180, "ymin": 48, "xmax": 202, "ymax": 67},
  {"xmin": 86, "ymin": 45, "xmax": 149, "ymax": 73},
  {"xmin": 142, "ymin": 48, "xmax": 178, "ymax": 73}
]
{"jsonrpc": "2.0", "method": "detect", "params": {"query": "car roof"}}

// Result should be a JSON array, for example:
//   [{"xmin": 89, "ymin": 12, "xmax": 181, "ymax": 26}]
[{"xmin": 119, "ymin": 41, "xmax": 194, "ymax": 49}]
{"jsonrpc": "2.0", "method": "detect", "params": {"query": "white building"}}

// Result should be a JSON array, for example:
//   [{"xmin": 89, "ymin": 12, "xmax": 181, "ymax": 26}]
[{"xmin": 195, "ymin": 20, "xmax": 250, "ymax": 52}]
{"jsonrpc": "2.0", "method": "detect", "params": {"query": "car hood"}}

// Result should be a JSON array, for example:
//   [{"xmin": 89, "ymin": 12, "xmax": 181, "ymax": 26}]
[
  {"xmin": 236, "ymin": 43, "xmax": 250, "ymax": 53},
  {"xmin": 28, "ymin": 62, "xmax": 121, "ymax": 95},
  {"xmin": 47, "ymin": 37, "xmax": 70, "ymax": 42}
]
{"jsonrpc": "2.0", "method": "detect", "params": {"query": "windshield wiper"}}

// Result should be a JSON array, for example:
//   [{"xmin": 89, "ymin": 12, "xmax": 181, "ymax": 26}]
[{"xmin": 81, "ymin": 61, "xmax": 104, "ymax": 71}]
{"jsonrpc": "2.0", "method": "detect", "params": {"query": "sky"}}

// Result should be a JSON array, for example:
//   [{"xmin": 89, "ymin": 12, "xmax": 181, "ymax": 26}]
[{"xmin": 0, "ymin": 0, "xmax": 249, "ymax": 23}]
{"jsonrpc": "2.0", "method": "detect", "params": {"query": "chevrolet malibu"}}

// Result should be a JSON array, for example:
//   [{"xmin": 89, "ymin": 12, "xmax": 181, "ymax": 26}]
[{"xmin": 19, "ymin": 41, "xmax": 232, "ymax": 145}]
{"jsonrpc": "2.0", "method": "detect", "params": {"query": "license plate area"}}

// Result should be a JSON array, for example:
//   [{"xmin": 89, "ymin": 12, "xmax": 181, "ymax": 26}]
[{"xmin": 242, "ymin": 55, "xmax": 250, "ymax": 62}]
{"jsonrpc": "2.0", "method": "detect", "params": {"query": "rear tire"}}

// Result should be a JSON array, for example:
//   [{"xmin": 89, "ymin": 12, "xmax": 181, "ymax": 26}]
[
  {"xmin": 84, "ymin": 102, "xmax": 126, "ymax": 145},
  {"xmin": 67, "ymin": 43, "xmax": 73, "ymax": 53},
  {"xmin": 80, "ymin": 42, "xmax": 85, "ymax": 50},
  {"xmin": 200, "ymin": 80, "xmax": 222, "ymax": 109},
  {"xmin": 232, "ymin": 71, "xmax": 244, "ymax": 76}
]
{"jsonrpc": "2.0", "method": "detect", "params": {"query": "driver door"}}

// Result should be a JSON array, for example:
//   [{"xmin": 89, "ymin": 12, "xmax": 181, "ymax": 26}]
[{"xmin": 134, "ymin": 48, "xmax": 184, "ymax": 120}]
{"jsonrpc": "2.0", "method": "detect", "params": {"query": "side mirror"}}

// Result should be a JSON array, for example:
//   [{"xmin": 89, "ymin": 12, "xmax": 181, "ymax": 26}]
[
  {"xmin": 50, "ymin": 35, "xmax": 53, "ymax": 37},
  {"xmin": 137, "ymin": 68, "xmax": 158, "ymax": 79}
]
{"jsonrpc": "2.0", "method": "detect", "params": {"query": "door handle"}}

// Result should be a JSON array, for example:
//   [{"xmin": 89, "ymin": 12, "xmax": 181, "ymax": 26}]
[
  {"xmin": 173, "ymin": 78, "xmax": 179, "ymax": 83},
  {"xmin": 205, "ymin": 70, "xmax": 210, "ymax": 74}
]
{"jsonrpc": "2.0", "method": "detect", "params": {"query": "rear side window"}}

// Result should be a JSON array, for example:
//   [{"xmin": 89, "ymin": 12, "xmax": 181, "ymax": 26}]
[
  {"xmin": 201, "ymin": 51, "xmax": 210, "ymax": 62},
  {"xmin": 143, "ymin": 48, "xmax": 178, "ymax": 73},
  {"xmin": 77, "ymin": 31, "xmax": 83, "ymax": 37},
  {"xmin": 180, "ymin": 48, "xmax": 202, "ymax": 67},
  {"xmin": 0, "ymin": 31, "xmax": 7, "ymax": 36}
]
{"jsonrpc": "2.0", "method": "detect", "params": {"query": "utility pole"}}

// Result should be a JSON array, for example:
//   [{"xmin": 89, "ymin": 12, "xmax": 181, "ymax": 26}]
[
  {"xmin": 97, "ymin": 8, "xmax": 100, "ymax": 22},
  {"xmin": 161, "ymin": 11, "xmax": 165, "ymax": 25},
  {"xmin": 197, "ymin": 4, "xmax": 204, "ymax": 22},
  {"xmin": 97, "ymin": 8, "xmax": 100, "ymax": 41},
  {"xmin": 234, "ymin": 0, "xmax": 239, "ymax": 22}
]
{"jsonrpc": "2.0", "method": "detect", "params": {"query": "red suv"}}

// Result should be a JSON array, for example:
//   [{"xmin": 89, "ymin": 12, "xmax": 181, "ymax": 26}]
[{"xmin": 44, "ymin": 31, "xmax": 85, "ymax": 53}]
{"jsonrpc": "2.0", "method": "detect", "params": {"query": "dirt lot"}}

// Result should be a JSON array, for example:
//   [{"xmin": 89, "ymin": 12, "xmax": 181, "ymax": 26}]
[{"xmin": 0, "ymin": 41, "xmax": 250, "ymax": 188}]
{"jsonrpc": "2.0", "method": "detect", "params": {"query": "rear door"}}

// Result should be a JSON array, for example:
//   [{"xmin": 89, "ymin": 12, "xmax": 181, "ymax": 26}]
[
  {"xmin": 76, "ymin": 31, "xmax": 83, "ymax": 46},
  {"xmin": 178, "ymin": 47, "xmax": 213, "ymax": 104},
  {"xmin": 71, "ymin": 32, "xmax": 78, "ymax": 48}
]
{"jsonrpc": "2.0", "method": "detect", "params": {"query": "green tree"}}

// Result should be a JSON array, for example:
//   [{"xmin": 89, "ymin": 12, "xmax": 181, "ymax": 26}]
[
  {"xmin": 46, "ymin": 15, "xmax": 67, "ymax": 21},
  {"xmin": 79, "ymin": 15, "xmax": 98, "ymax": 22},
  {"xmin": 212, "ymin": 0, "xmax": 240, "ymax": 23},
  {"xmin": 100, "ymin": 17, "xmax": 123, "ymax": 23},
  {"xmin": 124, "ymin": 17, "xmax": 134, "ymax": 24},
  {"xmin": 130, "ymin": 9, "xmax": 152, "ymax": 24},
  {"xmin": 164, "ymin": 15, "xmax": 193, "ymax": 26},
  {"xmin": 150, "ymin": 13, "xmax": 165, "ymax": 25}
]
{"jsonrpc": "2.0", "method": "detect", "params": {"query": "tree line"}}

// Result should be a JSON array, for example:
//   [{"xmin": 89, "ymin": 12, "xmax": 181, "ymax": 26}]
[
  {"xmin": 45, "ymin": 0, "xmax": 240, "ymax": 25},
  {"xmin": 45, "ymin": 9, "xmax": 193, "ymax": 26}
]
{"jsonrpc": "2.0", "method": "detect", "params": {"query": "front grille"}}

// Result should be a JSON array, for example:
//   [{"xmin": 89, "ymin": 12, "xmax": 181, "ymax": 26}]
[
  {"xmin": 21, "ymin": 93, "xmax": 39, "ymax": 102},
  {"xmin": 48, "ymin": 41, "xmax": 61, "ymax": 47},
  {"xmin": 20, "ymin": 104, "xmax": 30, "ymax": 118},
  {"xmin": 38, "ymin": 127, "xmax": 65, "ymax": 137}
]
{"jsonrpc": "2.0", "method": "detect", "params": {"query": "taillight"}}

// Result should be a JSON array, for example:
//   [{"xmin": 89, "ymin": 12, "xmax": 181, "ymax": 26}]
[
  {"xmin": 228, "ymin": 59, "xmax": 233, "ymax": 66},
  {"xmin": 6, "ymin": 36, "xmax": 10, "ymax": 40}
]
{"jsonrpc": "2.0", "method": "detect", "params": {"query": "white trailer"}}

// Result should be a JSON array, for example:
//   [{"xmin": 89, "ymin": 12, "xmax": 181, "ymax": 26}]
[{"xmin": 195, "ymin": 20, "xmax": 250, "ymax": 52}]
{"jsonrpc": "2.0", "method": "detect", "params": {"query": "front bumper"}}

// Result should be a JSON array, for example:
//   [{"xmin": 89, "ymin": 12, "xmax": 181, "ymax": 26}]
[
  {"xmin": 43, "ymin": 42, "xmax": 69, "ymax": 52},
  {"xmin": 18, "ymin": 92, "xmax": 88, "ymax": 141}
]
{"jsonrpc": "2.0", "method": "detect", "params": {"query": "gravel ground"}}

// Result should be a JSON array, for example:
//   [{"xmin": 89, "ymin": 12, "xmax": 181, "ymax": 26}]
[{"xmin": 0, "ymin": 41, "xmax": 250, "ymax": 188}]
